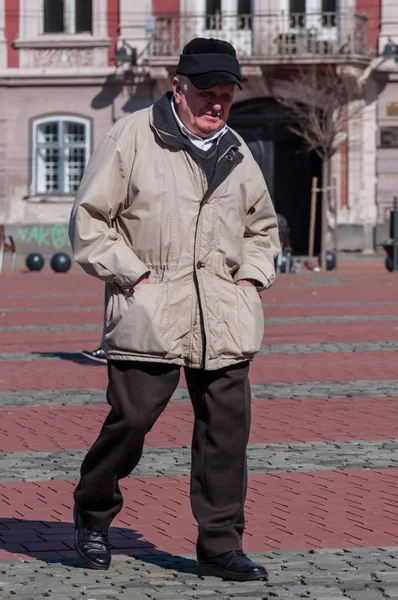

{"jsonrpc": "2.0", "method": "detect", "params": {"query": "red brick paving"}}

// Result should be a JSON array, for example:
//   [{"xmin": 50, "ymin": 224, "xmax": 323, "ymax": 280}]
[
  {"xmin": 0, "ymin": 310, "xmax": 103, "ymax": 328},
  {"xmin": 0, "ymin": 270, "xmax": 101, "ymax": 293},
  {"xmin": 0, "ymin": 360, "xmax": 108, "ymax": 391},
  {"xmin": 0, "ymin": 302, "xmax": 396, "ymax": 328},
  {"xmin": 1, "ymin": 349, "xmax": 396, "ymax": 391},
  {"xmin": 0, "ymin": 293, "xmax": 102, "ymax": 310},
  {"xmin": 1, "ymin": 320, "xmax": 397, "ymax": 354},
  {"xmin": 0, "ymin": 469, "xmax": 397, "ymax": 560},
  {"xmin": 2, "ymin": 269, "xmax": 397, "ymax": 307},
  {"xmin": 249, "ymin": 351, "xmax": 398, "ymax": 384},
  {"xmin": 263, "ymin": 304, "xmax": 398, "ymax": 318},
  {"xmin": 0, "ymin": 330, "xmax": 100, "ymax": 353},
  {"xmin": 264, "ymin": 321, "xmax": 398, "ymax": 344},
  {"xmin": 269, "ymin": 274, "xmax": 398, "ymax": 304},
  {"xmin": 1, "ymin": 295, "xmax": 398, "ymax": 324},
  {"xmin": 1, "ymin": 396, "xmax": 397, "ymax": 452}
]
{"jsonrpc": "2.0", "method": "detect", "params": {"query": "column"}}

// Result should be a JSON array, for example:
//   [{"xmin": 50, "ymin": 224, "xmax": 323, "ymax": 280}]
[{"xmin": 0, "ymin": 0, "xmax": 6, "ymax": 68}]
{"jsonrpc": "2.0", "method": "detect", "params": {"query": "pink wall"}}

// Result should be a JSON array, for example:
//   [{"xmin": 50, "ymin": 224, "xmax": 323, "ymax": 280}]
[
  {"xmin": 356, "ymin": 0, "xmax": 381, "ymax": 54},
  {"xmin": 5, "ymin": 0, "xmax": 19, "ymax": 68},
  {"xmin": 152, "ymin": 0, "xmax": 180, "ymax": 14}
]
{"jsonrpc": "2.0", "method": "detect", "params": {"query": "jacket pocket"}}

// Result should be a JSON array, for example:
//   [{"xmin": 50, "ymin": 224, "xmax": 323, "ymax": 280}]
[
  {"xmin": 104, "ymin": 286, "xmax": 114, "ymax": 327},
  {"xmin": 105, "ymin": 282, "xmax": 170, "ymax": 356},
  {"xmin": 236, "ymin": 285, "xmax": 264, "ymax": 355}
]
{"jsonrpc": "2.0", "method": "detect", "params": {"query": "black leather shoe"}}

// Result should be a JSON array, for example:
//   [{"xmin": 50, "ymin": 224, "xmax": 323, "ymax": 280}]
[
  {"xmin": 74, "ymin": 506, "xmax": 111, "ymax": 570},
  {"xmin": 197, "ymin": 550, "xmax": 268, "ymax": 581}
]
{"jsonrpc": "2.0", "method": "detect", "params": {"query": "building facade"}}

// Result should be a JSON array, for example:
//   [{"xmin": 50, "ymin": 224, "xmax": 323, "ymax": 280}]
[{"xmin": 0, "ymin": 0, "xmax": 396, "ymax": 256}]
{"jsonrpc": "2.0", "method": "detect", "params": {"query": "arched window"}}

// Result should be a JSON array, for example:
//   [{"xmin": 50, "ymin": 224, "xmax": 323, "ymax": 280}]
[{"xmin": 32, "ymin": 116, "xmax": 91, "ymax": 195}]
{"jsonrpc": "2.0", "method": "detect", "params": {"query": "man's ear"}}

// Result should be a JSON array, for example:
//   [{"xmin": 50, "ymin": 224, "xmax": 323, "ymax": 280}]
[{"xmin": 172, "ymin": 77, "xmax": 182, "ymax": 102}]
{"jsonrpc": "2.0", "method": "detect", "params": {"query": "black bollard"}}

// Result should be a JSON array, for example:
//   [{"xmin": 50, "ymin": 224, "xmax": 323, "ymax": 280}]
[
  {"xmin": 50, "ymin": 252, "xmax": 71, "ymax": 273},
  {"xmin": 394, "ymin": 197, "xmax": 398, "ymax": 272},
  {"xmin": 26, "ymin": 253, "xmax": 45, "ymax": 272}
]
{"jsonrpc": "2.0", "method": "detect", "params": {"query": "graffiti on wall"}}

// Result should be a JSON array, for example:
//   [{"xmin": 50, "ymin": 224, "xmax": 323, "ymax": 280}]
[{"xmin": 18, "ymin": 224, "xmax": 71, "ymax": 250}]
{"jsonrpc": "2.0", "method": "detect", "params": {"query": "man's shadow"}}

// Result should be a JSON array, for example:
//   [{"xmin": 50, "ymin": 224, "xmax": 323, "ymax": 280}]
[
  {"xmin": 0, "ymin": 517, "xmax": 197, "ymax": 574},
  {"xmin": 35, "ymin": 352, "xmax": 106, "ymax": 366}
]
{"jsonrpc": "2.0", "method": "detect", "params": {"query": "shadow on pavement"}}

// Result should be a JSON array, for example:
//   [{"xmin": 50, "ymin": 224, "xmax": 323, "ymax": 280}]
[
  {"xmin": 0, "ymin": 517, "xmax": 197, "ymax": 574},
  {"xmin": 35, "ymin": 352, "xmax": 106, "ymax": 366}
]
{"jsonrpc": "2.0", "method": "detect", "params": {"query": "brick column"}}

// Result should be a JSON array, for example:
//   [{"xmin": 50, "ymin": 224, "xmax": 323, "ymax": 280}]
[
  {"xmin": 5, "ymin": 0, "xmax": 19, "ymax": 67},
  {"xmin": 107, "ymin": 0, "xmax": 119, "ymax": 65}
]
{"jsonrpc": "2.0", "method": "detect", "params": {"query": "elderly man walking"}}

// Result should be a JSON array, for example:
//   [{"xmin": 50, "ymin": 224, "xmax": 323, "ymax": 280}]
[{"xmin": 69, "ymin": 37, "xmax": 280, "ymax": 581}]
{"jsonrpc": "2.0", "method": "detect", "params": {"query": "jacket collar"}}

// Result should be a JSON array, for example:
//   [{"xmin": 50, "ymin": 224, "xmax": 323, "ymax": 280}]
[{"xmin": 151, "ymin": 92, "xmax": 241, "ymax": 152}]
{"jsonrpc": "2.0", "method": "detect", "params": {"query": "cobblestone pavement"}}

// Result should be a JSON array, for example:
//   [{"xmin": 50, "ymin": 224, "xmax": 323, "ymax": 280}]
[
  {"xmin": 2, "ymin": 265, "xmax": 398, "ymax": 599},
  {"xmin": 3, "ymin": 548, "xmax": 398, "ymax": 600},
  {"xmin": 3, "ymin": 314, "xmax": 398, "ymax": 333},
  {"xmin": 2, "ymin": 340, "xmax": 398, "ymax": 361},
  {"xmin": 3, "ymin": 380, "xmax": 398, "ymax": 407},
  {"xmin": 1, "ymin": 440, "xmax": 398, "ymax": 481}
]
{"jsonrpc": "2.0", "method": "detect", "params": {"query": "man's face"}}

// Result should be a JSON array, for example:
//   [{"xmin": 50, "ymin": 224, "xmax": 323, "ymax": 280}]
[{"xmin": 173, "ymin": 77, "xmax": 235, "ymax": 138}]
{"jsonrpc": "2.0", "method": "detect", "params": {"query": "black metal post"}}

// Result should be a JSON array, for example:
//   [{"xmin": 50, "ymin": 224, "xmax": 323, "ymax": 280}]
[{"xmin": 394, "ymin": 197, "xmax": 398, "ymax": 272}]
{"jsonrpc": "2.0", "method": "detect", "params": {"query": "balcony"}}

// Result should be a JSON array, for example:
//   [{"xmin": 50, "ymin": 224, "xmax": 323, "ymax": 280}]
[{"xmin": 145, "ymin": 11, "xmax": 370, "ymax": 66}]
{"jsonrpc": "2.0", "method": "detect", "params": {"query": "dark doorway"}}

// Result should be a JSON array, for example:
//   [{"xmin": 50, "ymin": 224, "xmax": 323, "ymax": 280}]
[{"xmin": 228, "ymin": 98, "xmax": 322, "ymax": 254}]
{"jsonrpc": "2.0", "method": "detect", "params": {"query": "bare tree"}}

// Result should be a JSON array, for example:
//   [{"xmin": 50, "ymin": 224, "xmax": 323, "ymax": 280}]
[{"xmin": 274, "ymin": 64, "xmax": 363, "ymax": 270}]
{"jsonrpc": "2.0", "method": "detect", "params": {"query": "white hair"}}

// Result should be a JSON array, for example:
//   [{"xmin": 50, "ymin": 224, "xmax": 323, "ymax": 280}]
[{"xmin": 175, "ymin": 74, "xmax": 190, "ymax": 93}]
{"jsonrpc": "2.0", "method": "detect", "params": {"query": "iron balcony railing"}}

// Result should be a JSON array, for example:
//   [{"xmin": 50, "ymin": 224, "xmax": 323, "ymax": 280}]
[{"xmin": 146, "ymin": 12, "xmax": 369, "ymax": 60}]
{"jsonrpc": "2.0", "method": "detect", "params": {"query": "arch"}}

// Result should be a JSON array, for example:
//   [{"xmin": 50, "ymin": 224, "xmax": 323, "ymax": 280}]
[{"xmin": 228, "ymin": 97, "xmax": 323, "ymax": 253}]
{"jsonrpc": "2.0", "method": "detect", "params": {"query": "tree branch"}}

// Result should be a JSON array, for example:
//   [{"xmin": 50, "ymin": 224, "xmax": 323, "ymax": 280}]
[{"xmin": 275, "ymin": 64, "xmax": 363, "ymax": 161}]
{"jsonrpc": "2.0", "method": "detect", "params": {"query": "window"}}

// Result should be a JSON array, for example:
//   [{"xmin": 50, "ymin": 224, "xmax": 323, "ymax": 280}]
[
  {"xmin": 206, "ymin": 0, "xmax": 221, "ymax": 29},
  {"xmin": 32, "ymin": 117, "xmax": 91, "ymax": 195},
  {"xmin": 288, "ymin": 0, "xmax": 337, "ymax": 29},
  {"xmin": 206, "ymin": 0, "xmax": 221, "ymax": 15},
  {"xmin": 290, "ymin": 0, "xmax": 305, "ymax": 12},
  {"xmin": 322, "ymin": 0, "xmax": 336, "ymax": 27},
  {"xmin": 205, "ymin": 0, "xmax": 252, "ymax": 31},
  {"xmin": 43, "ymin": 0, "xmax": 92, "ymax": 34},
  {"xmin": 289, "ymin": 0, "xmax": 306, "ymax": 27},
  {"xmin": 238, "ymin": 0, "xmax": 251, "ymax": 13},
  {"xmin": 322, "ymin": 0, "xmax": 336, "ymax": 11},
  {"xmin": 237, "ymin": 0, "xmax": 251, "ymax": 30},
  {"xmin": 76, "ymin": 0, "xmax": 92, "ymax": 33},
  {"xmin": 44, "ymin": 0, "xmax": 64, "ymax": 33}
]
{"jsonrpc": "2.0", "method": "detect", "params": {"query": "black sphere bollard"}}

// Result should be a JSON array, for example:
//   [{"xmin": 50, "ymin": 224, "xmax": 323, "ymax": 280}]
[
  {"xmin": 385, "ymin": 256, "xmax": 394, "ymax": 273},
  {"xmin": 26, "ymin": 253, "xmax": 45, "ymax": 272},
  {"xmin": 318, "ymin": 251, "xmax": 336, "ymax": 271},
  {"xmin": 50, "ymin": 252, "xmax": 71, "ymax": 273}
]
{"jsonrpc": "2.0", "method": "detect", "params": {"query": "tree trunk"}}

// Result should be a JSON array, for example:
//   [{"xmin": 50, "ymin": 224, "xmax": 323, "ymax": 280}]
[{"xmin": 320, "ymin": 159, "xmax": 329, "ymax": 272}]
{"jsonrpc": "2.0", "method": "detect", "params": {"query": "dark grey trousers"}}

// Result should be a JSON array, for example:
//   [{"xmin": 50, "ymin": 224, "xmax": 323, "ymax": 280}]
[{"xmin": 74, "ymin": 359, "xmax": 251, "ymax": 560}]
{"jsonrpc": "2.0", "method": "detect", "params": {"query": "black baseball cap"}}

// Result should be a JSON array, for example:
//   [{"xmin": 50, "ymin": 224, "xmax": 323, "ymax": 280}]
[{"xmin": 176, "ymin": 37, "xmax": 242, "ymax": 90}]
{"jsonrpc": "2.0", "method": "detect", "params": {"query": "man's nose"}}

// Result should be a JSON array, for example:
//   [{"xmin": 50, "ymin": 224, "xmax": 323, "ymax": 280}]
[{"xmin": 210, "ymin": 101, "xmax": 222, "ymax": 112}]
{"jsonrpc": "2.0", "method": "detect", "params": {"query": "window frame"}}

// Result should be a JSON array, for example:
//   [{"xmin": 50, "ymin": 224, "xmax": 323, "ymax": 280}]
[
  {"xmin": 31, "ymin": 115, "xmax": 91, "ymax": 197},
  {"xmin": 281, "ymin": 0, "xmax": 337, "ymax": 38},
  {"xmin": 42, "ymin": 0, "xmax": 93, "ymax": 35}
]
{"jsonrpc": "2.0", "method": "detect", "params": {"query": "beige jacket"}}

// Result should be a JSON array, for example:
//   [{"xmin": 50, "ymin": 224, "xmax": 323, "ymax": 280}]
[{"xmin": 69, "ymin": 94, "xmax": 280, "ymax": 370}]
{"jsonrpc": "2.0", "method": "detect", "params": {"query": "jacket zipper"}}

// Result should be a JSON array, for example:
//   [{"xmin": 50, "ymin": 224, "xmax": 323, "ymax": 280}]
[
  {"xmin": 193, "ymin": 147, "xmax": 240, "ymax": 369},
  {"xmin": 154, "ymin": 120, "xmax": 243, "ymax": 368},
  {"xmin": 192, "ymin": 167, "xmax": 208, "ymax": 369}
]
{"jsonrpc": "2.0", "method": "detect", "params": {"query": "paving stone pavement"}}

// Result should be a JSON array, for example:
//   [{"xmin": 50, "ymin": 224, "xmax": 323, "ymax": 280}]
[
  {"xmin": 0, "ymin": 292, "xmax": 99, "ymax": 299},
  {"xmin": 0, "ymin": 306, "xmax": 103, "ymax": 313},
  {"xmin": 0, "ymin": 324, "xmax": 102, "ymax": 333},
  {"xmin": 1, "ymin": 440, "xmax": 398, "ymax": 481},
  {"xmin": 2, "ymin": 269, "xmax": 398, "ymax": 598},
  {"xmin": 1, "ymin": 380, "xmax": 398, "ymax": 407},
  {"xmin": 2, "ymin": 313, "xmax": 398, "ymax": 333},
  {"xmin": 258, "ymin": 341, "xmax": 398, "ymax": 354},
  {"xmin": 262, "ymin": 315, "xmax": 398, "ymax": 324},
  {"xmin": 1, "ymin": 549, "xmax": 397, "ymax": 600},
  {"xmin": 2, "ymin": 340, "xmax": 398, "ymax": 361}
]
